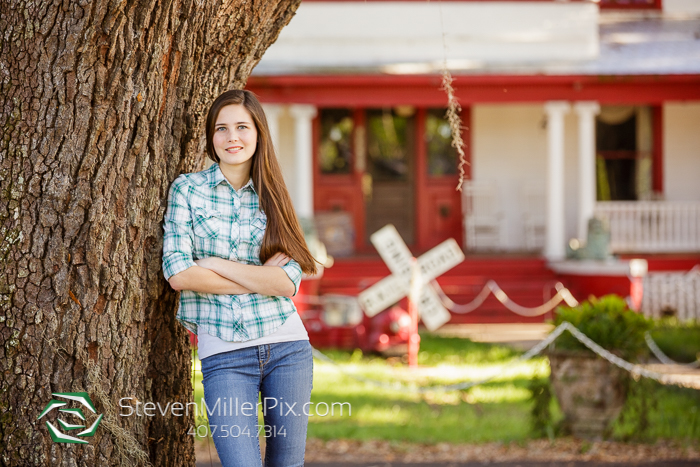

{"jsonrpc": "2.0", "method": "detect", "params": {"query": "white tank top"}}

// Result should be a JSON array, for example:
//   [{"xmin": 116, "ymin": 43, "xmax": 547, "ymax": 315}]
[{"xmin": 197, "ymin": 312, "xmax": 309, "ymax": 360}]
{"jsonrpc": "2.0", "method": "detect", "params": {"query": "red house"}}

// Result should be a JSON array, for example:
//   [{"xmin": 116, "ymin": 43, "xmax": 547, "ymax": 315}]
[{"xmin": 248, "ymin": 0, "xmax": 700, "ymax": 328}]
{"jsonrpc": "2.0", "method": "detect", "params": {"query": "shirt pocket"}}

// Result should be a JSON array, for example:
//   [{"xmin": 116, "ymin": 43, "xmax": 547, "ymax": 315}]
[
  {"xmin": 247, "ymin": 213, "xmax": 267, "ymax": 260},
  {"xmin": 192, "ymin": 207, "xmax": 221, "ymax": 239},
  {"xmin": 250, "ymin": 215, "xmax": 266, "ymax": 242}
]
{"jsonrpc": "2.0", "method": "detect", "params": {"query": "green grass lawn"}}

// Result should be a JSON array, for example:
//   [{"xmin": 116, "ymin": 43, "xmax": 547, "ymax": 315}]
[
  {"xmin": 650, "ymin": 319, "xmax": 700, "ymax": 363},
  {"xmin": 613, "ymin": 378, "xmax": 700, "ymax": 441},
  {"xmin": 306, "ymin": 335, "xmax": 551, "ymax": 443},
  {"xmin": 191, "ymin": 333, "xmax": 700, "ymax": 444}
]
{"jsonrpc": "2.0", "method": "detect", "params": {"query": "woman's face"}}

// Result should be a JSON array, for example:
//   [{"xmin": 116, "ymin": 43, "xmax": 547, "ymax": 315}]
[{"xmin": 213, "ymin": 104, "xmax": 258, "ymax": 173}]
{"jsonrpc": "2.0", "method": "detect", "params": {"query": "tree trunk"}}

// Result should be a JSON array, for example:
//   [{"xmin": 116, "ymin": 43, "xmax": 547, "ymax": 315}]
[{"xmin": 0, "ymin": 0, "xmax": 300, "ymax": 465}]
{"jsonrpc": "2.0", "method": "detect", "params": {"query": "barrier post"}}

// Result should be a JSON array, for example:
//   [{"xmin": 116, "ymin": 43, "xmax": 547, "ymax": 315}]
[{"xmin": 629, "ymin": 259, "xmax": 648, "ymax": 312}]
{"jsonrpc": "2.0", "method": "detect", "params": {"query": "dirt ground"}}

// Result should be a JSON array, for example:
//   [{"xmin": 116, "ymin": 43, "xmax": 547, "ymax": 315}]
[
  {"xmin": 303, "ymin": 438, "xmax": 700, "ymax": 464},
  {"xmin": 194, "ymin": 437, "xmax": 700, "ymax": 465}
]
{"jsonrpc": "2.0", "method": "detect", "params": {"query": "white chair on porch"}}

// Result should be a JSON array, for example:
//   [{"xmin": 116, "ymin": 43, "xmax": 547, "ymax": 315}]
[
  {"xmin": 521, "ymin": 182, "xmax": 546, "ymax": 251},
  {"xmin": 463, "ymin": 180, "xmax": 504, "ymax": 251}
]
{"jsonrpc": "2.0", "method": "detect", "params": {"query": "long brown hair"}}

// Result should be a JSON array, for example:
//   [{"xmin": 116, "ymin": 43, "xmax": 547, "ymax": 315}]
[{"xmin": 205, "ymin": 90, "xmax": 317, "ymax": 275}]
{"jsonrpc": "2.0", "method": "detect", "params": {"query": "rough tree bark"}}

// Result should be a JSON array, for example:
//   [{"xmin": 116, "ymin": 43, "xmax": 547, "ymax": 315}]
[{"xmin": 0, "ymin": 0, "xmax": 300, "ymax": 465}]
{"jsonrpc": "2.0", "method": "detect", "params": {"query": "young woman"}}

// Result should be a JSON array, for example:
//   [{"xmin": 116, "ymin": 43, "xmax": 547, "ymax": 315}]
[{"xmin": 162, "ymin": 90, "xmax": 317, "ymax": 467}]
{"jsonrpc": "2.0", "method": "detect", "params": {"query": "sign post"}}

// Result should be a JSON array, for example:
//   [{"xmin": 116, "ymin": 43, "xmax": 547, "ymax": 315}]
[
  {"xmin": 408, "ymin": 258, "xmax": 421, "ymax": 367},
  {"xmin": 358, "ymin": 225, "xmax": 465, "ymax": 365}
]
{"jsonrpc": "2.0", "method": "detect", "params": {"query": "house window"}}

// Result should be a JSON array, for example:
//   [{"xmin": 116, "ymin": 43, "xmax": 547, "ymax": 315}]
[
  {"xmin": 426, "ymin": 109, "xmax": 458, "ymax": 176},
  {"xmin": 366, "ymin": 107, "xmax": 414, "ymax": 181},
  {"xmin": 596, "ymin": 106, "xmax": 654, "ymax": 201},
  {"xmin": 319, "ymin": 108, "xmax": 353, "ymax": 175}
]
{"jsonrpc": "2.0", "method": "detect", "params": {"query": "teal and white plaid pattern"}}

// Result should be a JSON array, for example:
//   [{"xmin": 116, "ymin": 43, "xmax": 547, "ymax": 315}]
[{"xmin": 162, "ymin": 163, "xmax": 302, "ymax": 342}]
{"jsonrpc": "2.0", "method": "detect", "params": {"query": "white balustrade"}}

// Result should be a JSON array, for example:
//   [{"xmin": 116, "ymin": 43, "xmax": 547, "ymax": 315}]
[
  {"xmin": 594, "ymin": 201, "xmax": 700, "ymax": 253},
  {"xmin": 463, "ymin": 181, "xmax": 504, "ymax": 251},
  {"xmin": 641, "ymin": 267, "xmax": 700, "ymax": 322}
]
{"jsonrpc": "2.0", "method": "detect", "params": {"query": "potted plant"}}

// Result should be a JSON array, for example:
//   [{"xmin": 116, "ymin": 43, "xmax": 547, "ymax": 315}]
[{"xmin": 547, "ymin": 295, "xmax": 652, "ymax": 439}]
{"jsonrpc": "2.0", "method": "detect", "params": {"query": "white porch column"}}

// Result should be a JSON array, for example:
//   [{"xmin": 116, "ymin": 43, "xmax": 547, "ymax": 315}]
[
  {"xmin": 544, "ymin": 101, "xmax": 571, "ymax": 261},
  {"xmin": 262, "ymin": 104, "xmax": 283, "ymax": 155},
  {"xmin": 574, "ymin": 101, "xmax": 600, "ymax": 240},
  {"xmin": 289, "ymin": 104, "xmax": 317, "ymax": 219}
]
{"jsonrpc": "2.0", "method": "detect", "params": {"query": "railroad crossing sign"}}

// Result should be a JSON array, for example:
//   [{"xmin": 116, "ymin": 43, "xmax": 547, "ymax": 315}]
[{"xmin": 358, "ymin": 225, "xmax": 465, "ymax": 331}]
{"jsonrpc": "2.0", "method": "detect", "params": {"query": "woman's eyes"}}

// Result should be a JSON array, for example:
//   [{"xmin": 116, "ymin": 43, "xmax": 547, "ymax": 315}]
[
  {"xmin": 216, "ymin": 125, "xmax": 248, "ymax": 131},
  {"xmin": 237, "ymin": 125, "xmax": 248, "ymax": 130}
]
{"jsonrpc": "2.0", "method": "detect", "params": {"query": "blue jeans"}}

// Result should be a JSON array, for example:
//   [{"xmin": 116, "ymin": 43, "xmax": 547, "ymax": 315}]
[{"xmin": 200, "ymin": 340, "xmax": 313, "ymax": 467}]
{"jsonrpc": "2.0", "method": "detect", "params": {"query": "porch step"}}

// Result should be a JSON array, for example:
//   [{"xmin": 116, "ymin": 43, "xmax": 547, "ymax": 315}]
[{"xmin": 318, "ymin": 256, "xmax": 564, "ymax": 324}]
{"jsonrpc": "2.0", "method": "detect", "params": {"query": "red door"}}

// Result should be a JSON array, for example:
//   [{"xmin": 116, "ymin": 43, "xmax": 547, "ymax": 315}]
[
  {"xmin": 314, "ymin": 107, "xmax": 468, "ymax": 254},
  {"xmin": 313, "ymin": 108, "xmax": 367, "ymax": 253},
  {"xmin": 415, "ymin": 108, "xmax": 470, "ymax": 252}
]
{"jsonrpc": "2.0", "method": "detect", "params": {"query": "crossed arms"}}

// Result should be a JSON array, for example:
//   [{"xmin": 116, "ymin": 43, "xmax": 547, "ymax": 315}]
[
  {"xmin": 163, "ymin": 176, "xmax": 298, "ymax": 298},
  {"xmin": 168, "ymin": 252, "xmax": 296, "ymax": 298}
]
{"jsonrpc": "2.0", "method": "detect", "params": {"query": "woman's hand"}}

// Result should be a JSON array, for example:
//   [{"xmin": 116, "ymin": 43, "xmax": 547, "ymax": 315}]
[
  {"xmin": 194, "ymin": 257, "xmax": 220, "ymax": 270},
  {"xmin": 264, "ymin": 252, "xmax": 291, "ymax": 267}
]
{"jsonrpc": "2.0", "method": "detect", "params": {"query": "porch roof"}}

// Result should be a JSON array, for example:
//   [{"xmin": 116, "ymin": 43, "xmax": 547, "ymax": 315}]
[
  {"xmin": 553, "ymin": 14, "xmax": 700, "ymax": 76},
  {"xmin": 253, "ymin": 11, "xmax": 700, "ymax": 77}
]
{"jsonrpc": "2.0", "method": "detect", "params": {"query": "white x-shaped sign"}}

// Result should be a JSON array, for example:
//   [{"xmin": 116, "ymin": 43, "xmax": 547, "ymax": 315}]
[{"xmin": 357, "ymin": 225, "xmax": 465, "ymax": 331}]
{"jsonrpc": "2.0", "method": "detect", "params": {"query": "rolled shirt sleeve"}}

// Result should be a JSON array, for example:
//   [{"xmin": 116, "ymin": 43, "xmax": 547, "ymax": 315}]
[
  {"xmin": 162, "ymin": 175, "xmax": 197, "ymax": 281},
  {"xmin": 280, "ymin": 259, "xmax": 303, "ymax": 296}
]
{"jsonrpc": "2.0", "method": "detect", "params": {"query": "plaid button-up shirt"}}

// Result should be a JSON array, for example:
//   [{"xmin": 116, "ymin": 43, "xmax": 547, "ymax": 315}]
[{"xmin": 162, "ymin": 163, "xmax": 302, "ymax": 342}]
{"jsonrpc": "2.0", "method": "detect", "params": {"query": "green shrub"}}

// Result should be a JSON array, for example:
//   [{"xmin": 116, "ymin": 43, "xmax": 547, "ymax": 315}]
[
  {"xmin": 551, "ymin": 295, "xmax": 652, "ymax": 361},
  {"xmin": 528, "ymin": 377, "xmax": 562, "ymax": 439}
]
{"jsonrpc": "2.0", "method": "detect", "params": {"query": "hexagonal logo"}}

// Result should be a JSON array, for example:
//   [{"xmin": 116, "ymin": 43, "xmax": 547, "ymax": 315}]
[{"xmin": 37, "ymin": 392, "xmax": 103, "ymax": 444}]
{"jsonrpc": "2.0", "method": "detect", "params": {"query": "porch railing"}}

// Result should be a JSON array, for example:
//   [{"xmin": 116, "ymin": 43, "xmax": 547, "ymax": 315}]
[
  {"xmin": 594, "ymin": 201, "xmax": 700, "ymax": 253},
  {"xmin": 641, "ymin": 267, "xmax": 700, "ymax": 322}
]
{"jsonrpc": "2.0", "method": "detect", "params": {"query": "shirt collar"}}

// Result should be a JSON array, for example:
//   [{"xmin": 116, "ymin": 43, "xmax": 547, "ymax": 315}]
[
  {"xmin": 209, "ymin": 163, "xmax": 257, "ymax": 194},
  {"xmin": 239, "ymin": 177, "xmax": 257, "ymax": 194}
]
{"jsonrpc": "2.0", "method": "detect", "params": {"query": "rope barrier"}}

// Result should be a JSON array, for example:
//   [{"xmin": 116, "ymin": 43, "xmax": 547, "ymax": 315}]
[
  {"xmin": 312, "ymin": 322, "xmax": 699, "ymax": 393},
  {"xmin": 311, "ymin": 323, "xmax": 569, "ymax": 394},
  {"xmin": 432, "ymin": 280, "xmax": 579, "ymax": 316},
  {"xmin": 645, "ymin": 331, "xmax": 700, "ymax": 368},
  {"xmin": 295, "ymin": 279, "xmax": 579, "ymax": 318},
  {"xmin": 297, "ymin": 279, "xmax": 698, "ymax": 377}
]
